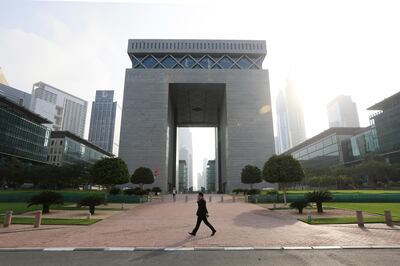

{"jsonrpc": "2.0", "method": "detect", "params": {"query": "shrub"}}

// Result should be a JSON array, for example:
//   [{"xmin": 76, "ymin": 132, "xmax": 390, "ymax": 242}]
[
  {"xmin": 123, "ymin": 188, "xmax": 137, "ymax": 195},
  {"xmin": 78, "ymin": 196, "xmax": 105, "ymax": 215},
  {"xmin": 232, "ymin": 188, "xmax": 249, "ymax": 194},
  {"xmin": 289, "ymin": 200, "xmax": 309, "ymax": 214},
  {"xmin": 123, "ymin": 187, "xmax": 148, "ymax": 196},
  {"xmin": 305, "ymin": 190, "xmax": 333, "ymax": 213},
  {"xmin": 109, "ymin": 187, "xmax": 121, "ymax": 195},
  {"xmin": 27, "ymin": 191, "xmax": 64, "ymax": 214},
  {"xmin": 131, "ymin": 167, "xmax": 154, "ymax": 188},
  {"xmin": 241, "ymin": 165, "xmax": 262, "ymax": 189},
  {"xmin": 151, "ymin": 187, "xmax": 162, "ymax": 193},
  {"xmin": 248, "ymin": 189, "xmax": 261, "ymax": 195}
]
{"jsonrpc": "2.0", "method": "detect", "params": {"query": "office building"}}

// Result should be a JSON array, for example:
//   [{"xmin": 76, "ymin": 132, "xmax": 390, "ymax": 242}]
[
  {"xmin": 178, "ymin": 128, "xmax": 193, "ymax": 189},
  {"xmin": 0, "ymin": 83, "xmax": 31, "ymax": 108},
  {"xmin": 276, "ymin": 80, "xmax": 306, "ymax": 153},
  {"xmin": 30, "ymin": 82, "xmax": 87, "ymax": 137},
  {"xmin": 119, "ymin": 39, "xmax": 275, "ymax": 192},
  {"xmin": 88, "ymin": 90, "xmax": 118, "ymax": 154},
  {"xmin": 284, "ymin": 127, "xmax": 362, "ymax": 168},
  {"xmin": 0, "ymin": 96, "xmax": 51, "ymax": 164},
  {"xmin": 48, "ymin": 131, "xmax": 113, "ymax": 166},
  {"xmin": 206, "ymin": 160, "xmax": 216, "ymax": 192},
  {"xmin": 327, "ymin": 95, "xmax": 360, "ymax": 128},
  {"xmin": 368, "ymin": 91, "xmax": 400, "ymax": 163},
  {"xmin": 178, "ymin": 160, "xmax": 188, "ymax": 192}
]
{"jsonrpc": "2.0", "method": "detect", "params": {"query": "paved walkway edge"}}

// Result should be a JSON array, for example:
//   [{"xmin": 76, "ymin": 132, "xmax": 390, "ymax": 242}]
[{"xmin": 1, "ymin": 246, "xmax": 400, "ymax": 252}]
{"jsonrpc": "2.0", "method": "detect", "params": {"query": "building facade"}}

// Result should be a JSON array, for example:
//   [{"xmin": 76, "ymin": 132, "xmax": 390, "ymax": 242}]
[
  {"xmin": 368, "ymin": 91, "xmax": 400, "ymax": 163},
  {"xmin": 327, "ymin": 95, "xmax": 360, "ymax": 128},
  {"xmin": 88, "ymin": 90, "xmax": 118, "ymax": 154},
  {"xmin": 178, "ymin": 128, "xmax": 193, "ymax": 189},
  {"xmin": 206, "ymin": 160, "xmax": 216, "ymax": 192},
  {"xmin": 177, "ymin": 160, "xmax": 188, "ymax": 192},
  {"xmin": 48, "ymin": 131, "xmax": 113, "ymax": 166},
  {"xmin": 30, "ymin": 82, "xmax": 87, "ymax": 137},
  {"xmin": 0, "ymin": 96, "xmax": 50, "ymax": 164},
  {"xmin": 284, "ymin": 127, "xmax": 362, "ymax": 168},
  {"xmin": 119, "ymin": 39, "xmax": 275, "ymax": 192}
]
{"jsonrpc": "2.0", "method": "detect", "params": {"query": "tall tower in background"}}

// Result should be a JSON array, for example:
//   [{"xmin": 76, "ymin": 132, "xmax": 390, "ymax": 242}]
[
  {"xmin": 327, "ymin": 95, "xmax": 360, "ymax": 128},
  {"xmin": 88, "ymin": 90, "xmax": 118, "ymax": 154},
  {"xmin": 0, "ymin": 67, "xmax": 9, "ymax": 86},
  {"xmin": 30, "ymin": 82, "xmax": 87, "ymax": 137},
  {"xmin": 276, "ymin": 79, "xmax": 306, "ymax": 153},
  {"xmin": 178, "ymin": 128, "xmax": 193, "ymax": 189}
]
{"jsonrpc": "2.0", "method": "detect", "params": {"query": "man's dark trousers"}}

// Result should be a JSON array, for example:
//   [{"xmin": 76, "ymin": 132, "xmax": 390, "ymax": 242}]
[{"xmin": 192, "ymin": 215, "xmax": 215, "ymax": 235}]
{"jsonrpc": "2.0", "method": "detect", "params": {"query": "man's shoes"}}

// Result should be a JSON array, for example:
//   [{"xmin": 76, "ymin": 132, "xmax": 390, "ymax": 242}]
[
  {"xmin": 188, "ymin": 232, "xmax": 196, "ymax": 236},
  {"xmin": 211, "ymin": 230, "xmax": 216, "ymax": 236}
]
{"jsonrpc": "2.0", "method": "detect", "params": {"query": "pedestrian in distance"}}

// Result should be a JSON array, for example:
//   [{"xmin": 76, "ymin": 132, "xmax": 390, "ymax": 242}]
[
  {"xmin": 189, "ymin": 192, "xmax": 216, "ymax": 236},
  {"xmin": 172, "ymin": 187, "xmax": 177, "ymax": 200}
]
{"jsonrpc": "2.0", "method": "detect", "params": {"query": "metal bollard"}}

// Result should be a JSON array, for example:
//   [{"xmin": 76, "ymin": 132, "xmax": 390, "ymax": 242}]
[
  {"xmin": 356, "ymin": 211, "xmax": 364, "ymax": 227},
  {"xmin": 185, "ymin": 195, "xmax": 188, "ymax": 203},
  {"xmin": 384, "ymin": 210, "xmax": 393, "ymax": 226},
  {"xmin": 233, "ymin": 195, "xmax": 236, "ymax": 202},
  {"xmin": 34, "ymin": 211, "xmax": 42, "ymax": 228},
  {"xmin": 209, "ymin": 196, "xmax": 212, "ymax": 203},
  {"xmin": 221, "ymin": 196, "xmax": 223, "ymax": 203},
  {"xmin": 121, "ymin": 203, "xmax": 124, "ymax": 210},
  {"xmin": 273, "ymin": 202, "xmax": 276, "ymax": 209},
  {"xmin": 86, "ymin": 212, "xmax": 91, "ymax": 220},
  {"xmin": 3, "ymin": 210, "xmax": 13, "ymax": 227}
]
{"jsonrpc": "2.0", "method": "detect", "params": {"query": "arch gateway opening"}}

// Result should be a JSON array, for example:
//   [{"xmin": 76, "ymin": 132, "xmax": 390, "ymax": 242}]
[{"xmin": 119, "ymin": 39, "xmax": 275, "ymax": 193}]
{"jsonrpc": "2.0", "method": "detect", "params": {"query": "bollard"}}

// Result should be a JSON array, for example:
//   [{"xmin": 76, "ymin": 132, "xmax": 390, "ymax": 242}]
[
  {"xmin": 273, "ymin": 202, "xmax": 276, "ymax": 209},
  {"xmin": 121, "ymin": 203, "xmax": 124, "ymax": 210},
  {"xmin": 86, "ymin": 212, "xmax": 91, "ymax": 220},
  {"xmin": 221, "ymin": 195, "xmax": 223, "ymax": 203},
  {"xmin": 185, "ymin": 195, "xmax": 188, "ymax": 203},
  {"xmin": 34, "ymin": 211, "xmax": 42, "ymax": 228},
  {"xmin": 209, "ymin": 196, "xmax": 212, "ymax": 203},
  {"xmin": 245, "ymin": 195, "xmax": 249, "ymax": 203},
  {"xmin": 356, "ymin": 211, "xmax": 364, "ymax": 227},
  {"xmin": 233, "ymin": 195, "xmax": 236, "ymax": 202},
  {"xmin": 173, "ymin": 196, "xmax": 176, "ymax": 202},
  {"xmin": 3, "ymin": 210, "xmax": 13, "ymax": 228},
  {"xmin": 384, "ymin": 210, "xmax": 393, "ymax": 226},
  {"xmin": 255, "ymin": 197, "xmax": 258, "ymax": 204}
]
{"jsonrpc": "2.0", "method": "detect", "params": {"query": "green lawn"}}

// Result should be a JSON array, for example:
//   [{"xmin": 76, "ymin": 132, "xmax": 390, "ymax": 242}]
[
  {"xmin": 0, "ymin": 216, "xmax": 100, "ymax": 225},
  {"xmin": 0, "ymin": 202, "xmax": 42, "ymax": 215},
  {"xmin": 325, "ymin": 202, "xmax": 400, "ymax": 218},
  {"xmin": 0, "ymin": 202, "xmax": 124, "ymax": 215},
  {"xmin": 299, "ymin": 216, "xmax": 400, "ymax": 225},
  {"xmin": 285, "ymin": 190, "xmax": 400, "ymax": 194}
]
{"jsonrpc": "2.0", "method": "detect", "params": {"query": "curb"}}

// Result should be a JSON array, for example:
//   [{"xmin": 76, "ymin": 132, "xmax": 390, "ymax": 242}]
[{"xmin": 0, "ymin": 245, "xmax": 400, "ymax": 252}]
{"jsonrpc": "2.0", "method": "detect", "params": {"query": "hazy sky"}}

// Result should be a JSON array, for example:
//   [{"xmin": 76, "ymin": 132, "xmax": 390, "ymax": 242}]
[{"xmin": 1, "ymin": 0, "xmax": 400, "ymax": 181}]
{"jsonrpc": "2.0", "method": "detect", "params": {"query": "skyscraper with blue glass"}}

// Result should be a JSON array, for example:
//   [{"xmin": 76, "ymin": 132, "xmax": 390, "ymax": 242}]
[{"xmin": 88, "ymin": 90, "xmax": 118, "ymax": 154}]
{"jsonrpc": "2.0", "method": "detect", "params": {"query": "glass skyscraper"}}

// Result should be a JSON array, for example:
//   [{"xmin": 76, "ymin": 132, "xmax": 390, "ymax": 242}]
[
  {"xmin": 88, "ymin": 90, "xmax": 118, "ymax": 154},
  {"xmin": 0, "ymin": 96, "xmax": 50, "ymax": 164}
]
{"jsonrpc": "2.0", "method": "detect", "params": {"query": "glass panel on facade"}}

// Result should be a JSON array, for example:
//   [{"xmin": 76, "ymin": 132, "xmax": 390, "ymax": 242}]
[{"xmin": 142, "ymin": 56, "xmax": 158, "ymax": 68}]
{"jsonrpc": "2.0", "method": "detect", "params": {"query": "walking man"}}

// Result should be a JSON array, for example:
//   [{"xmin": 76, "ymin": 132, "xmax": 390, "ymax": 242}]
[
  {"xmin": 189, "ymin": 192, "xmax": 216, "ymax": 236},
  {"xmin": 172, "ymin": 187, "xmax": 177, "ymax": 201}
]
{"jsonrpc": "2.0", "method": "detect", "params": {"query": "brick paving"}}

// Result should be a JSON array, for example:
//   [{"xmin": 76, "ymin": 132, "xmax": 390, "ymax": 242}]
[{"xmin": 1, "ymin": 194, "xmax": 399, "ymax": 248}]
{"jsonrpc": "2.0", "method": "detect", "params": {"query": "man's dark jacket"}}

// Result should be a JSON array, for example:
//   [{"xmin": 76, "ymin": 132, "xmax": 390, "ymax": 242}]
[{"xmin": 196, "ymin": 199, "xmax": 208, "ymax": 217}]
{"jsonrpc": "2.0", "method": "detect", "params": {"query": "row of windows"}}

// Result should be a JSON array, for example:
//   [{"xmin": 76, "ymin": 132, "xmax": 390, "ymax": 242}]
[
  {"xmin": 292, "ymin": 135, "xmax": 339, "ymax": 160},
  {"xmin": 0, "ymin": 108, "xmax": 49, "ymax": 136},
  {"xmin": 131, "ymin": 54, "xmax": 263, "ymax": 70},
  {"xmin": 33, "ymin": 88, "xmax": 57, "ymax": 104},
  {"xmin": 131, "ymin": 41, "xmax": 264, "ymax": 51}
]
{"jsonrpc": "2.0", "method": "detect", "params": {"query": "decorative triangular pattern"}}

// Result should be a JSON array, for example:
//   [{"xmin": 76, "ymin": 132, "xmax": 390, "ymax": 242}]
[{"xmin": 133, "ymin": 54, "xmax": 263, "ymax": 69}]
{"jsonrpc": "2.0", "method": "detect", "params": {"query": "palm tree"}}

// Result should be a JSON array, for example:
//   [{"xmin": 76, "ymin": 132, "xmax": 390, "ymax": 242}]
[
  {"xmin": 305, "ymin": 190, "xmax": 332, "ymax": 213},
  {"xmin": 27, "ymin": 191, "xmax": 64, "ymax": 214}
]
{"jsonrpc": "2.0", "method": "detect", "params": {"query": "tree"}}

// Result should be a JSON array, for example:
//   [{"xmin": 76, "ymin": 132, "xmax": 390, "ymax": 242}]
[
  {"xmin": 27, "ymin": 191, "xmax": 64, "ymax": 214},
  {"xmin": 0, "ymin": 157, "xmax": 26, "ymax": 187},
  {"xmin": 289, "ymin": 200, "xmax": 309, "ymax": 214},
  {"xmin": 78, "ymin": 196, "xmax": 105, "ymax": 215},
  {"xmin": 131, "ymin": 167, "xmax": 154, "ymax": 189},
  {"xmin": 263, "ymin": 155, "xmax": 305, "ymax": 205},
  {"xmin": 240, "ymin": 165, "xmax": 262, "ymax": 189},
  {"xmin": 91, "ymin": 158, "xmax": 129, "ymax": 189},
  {"xmin": 305, "ymin": 190, "xmax": 332, "ymax": 213}
]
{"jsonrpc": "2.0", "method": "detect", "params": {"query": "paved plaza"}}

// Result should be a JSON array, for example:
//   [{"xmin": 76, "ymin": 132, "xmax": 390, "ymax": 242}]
[{"xmin": 1, "ymin": 195, "xmax": 399, "ymax": 248}]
